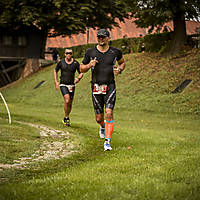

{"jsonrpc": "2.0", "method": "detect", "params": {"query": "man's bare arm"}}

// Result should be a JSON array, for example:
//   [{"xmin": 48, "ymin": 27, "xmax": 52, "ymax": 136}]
[
  {"xmin": 113, "ymin": 58, "xmax": 125, "ymax": 75},
  {"xmin": 118, "ymin": 58, "xmax": 125, "ymax": 72},
  {"xmin": 54, "ymin": 70, "xmax": 59, "ymax": 90}
]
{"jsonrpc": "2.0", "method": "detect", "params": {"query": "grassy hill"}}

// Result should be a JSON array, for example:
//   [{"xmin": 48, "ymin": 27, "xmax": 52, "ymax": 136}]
[{"xmin": 0, "ymin": 49, "xmax": 200, "ymax": 200}]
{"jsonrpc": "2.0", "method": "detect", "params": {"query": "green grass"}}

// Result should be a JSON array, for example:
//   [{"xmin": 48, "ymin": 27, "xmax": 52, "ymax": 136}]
[
  {"xmin": 0, "ymin": 50, "xmax": 200, "ymax": 199},
  {"xmin": 0, "ymin": 119, "xmax": 40, "ymax": 164}
]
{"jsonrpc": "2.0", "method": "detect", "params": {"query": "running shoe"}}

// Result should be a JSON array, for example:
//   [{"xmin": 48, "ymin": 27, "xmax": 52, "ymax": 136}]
[
  {"xmin": 99, "ymin": 126, "xmax": 105, "ymax": 139},
  {"xmin": 104, "ymin": 141, "xmax": 112, "ymax": 151},
  {"xmin": 62, "ymin": 117, "xmax": 70, "ymax": 126}
]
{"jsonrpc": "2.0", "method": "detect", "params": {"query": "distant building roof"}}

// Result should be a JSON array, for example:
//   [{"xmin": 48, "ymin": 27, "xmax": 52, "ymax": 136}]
[{"xmin": 46, "ymin": 19, "xmax": 200, "ymax": 49}]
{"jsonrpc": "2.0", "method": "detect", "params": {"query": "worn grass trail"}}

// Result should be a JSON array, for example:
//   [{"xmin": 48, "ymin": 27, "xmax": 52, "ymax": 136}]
[{"xmin": 0, "ymin": 51, "xmax": 200, "ymax": 199}]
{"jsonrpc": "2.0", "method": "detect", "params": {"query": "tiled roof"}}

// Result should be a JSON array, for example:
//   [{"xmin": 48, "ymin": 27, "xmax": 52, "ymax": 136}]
[{"xmin": 46, "ymin": 19, "xmax": 200, "ymax": 50}]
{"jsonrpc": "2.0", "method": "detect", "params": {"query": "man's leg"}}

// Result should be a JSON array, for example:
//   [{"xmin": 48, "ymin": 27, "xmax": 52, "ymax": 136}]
[
  {"xmin": 95, "ymin": 113, "xmax": 104, "ymax": 126},
  {"xmin": 103, "ymin": 108, "xmax": 114, "ymax": 151},
  {"xmin": 63, "ymin": 94, "xmax": 73, "ymax": 126},
  {"xmin": 105, "ymin": 108, "xmax": 114, "ymax": 141},
  {"xmin": 104, "ymin": 83, "xmax": 116, "ymax": 150},
  {"xmin": 96, "ymin": 113, "xmax": 105, "ymax": 138},
  {"xmin": 91, "ymin": 91, "xmax": 105, "ymax": 137},
  {"xmin": 64, "ymin": 94, "xmax": 73, "ymax": 118},
  {"xmin": 60, "ymin": 86, "xmax": 74, "ymax": 126}
]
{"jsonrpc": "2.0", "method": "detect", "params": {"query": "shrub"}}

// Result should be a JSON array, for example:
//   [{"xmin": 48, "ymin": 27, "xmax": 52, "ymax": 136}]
[
  {"xmin": 57, "ymin": 32, "xmax": 175, "ymax": 58},
  {"xmin": 58, "ymin": 37, "xmax": 144, "ymax": 59},
  {"xmin": 144, "ymin": 32, "xmax": 173, "ymax": 52}
]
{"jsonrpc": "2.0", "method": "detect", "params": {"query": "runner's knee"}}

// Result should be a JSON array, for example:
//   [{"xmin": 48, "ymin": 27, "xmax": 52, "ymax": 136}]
[
  {"xmin": 64, "ymin": 97, "xmax": 71, "ymax": 104},
  {"xmin": 96, "ymin": 115, "xmax": 104, "ymax": 124},
  {"xmin": 105, "ymin": 110, "xmax": 113, "ymax": 120},
  {"xmin": 96, "ymin": 119, "xmax": 104, "ymax": 124}
]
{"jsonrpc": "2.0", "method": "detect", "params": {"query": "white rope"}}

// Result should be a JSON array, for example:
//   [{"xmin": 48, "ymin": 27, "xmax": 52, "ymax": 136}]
[{"xmin": 0, "ymin": 92, "xmax": 11, "ymax": 124}]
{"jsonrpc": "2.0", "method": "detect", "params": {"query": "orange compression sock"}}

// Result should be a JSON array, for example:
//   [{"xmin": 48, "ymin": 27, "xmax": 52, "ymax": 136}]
[{"xmin": 105, "ymin": 119, "xmax": 114, "ymax": 141}]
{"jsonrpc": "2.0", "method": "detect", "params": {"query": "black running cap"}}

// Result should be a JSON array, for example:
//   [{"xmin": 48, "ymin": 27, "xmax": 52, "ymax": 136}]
[{"xmin": 97, "ymin": 29, "xmax": 110, "ymax": 37}]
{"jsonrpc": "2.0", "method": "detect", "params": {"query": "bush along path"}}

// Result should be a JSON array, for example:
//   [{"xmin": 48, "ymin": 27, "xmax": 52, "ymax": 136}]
[{"xmin": 0, "ymin": 121, "xmax": 76, "ymax": 170}]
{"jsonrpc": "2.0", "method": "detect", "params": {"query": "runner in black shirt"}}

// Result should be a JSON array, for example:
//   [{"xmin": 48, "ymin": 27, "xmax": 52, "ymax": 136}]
[
  {"xmin": 54, "ymin": 48, "xmax": 83, "ymax": 126},
  {"xmin": 80, "ymin": 29, "xmax": 125, "ymax": 151}
]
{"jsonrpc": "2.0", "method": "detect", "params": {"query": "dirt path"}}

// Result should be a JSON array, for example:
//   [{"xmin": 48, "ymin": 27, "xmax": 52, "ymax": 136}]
[{"xmin": 0, "ymin": 121, "xmax": 75, "ymax": 170}]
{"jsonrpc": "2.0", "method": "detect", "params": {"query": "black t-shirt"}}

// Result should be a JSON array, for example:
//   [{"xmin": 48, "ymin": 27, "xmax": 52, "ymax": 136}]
[
  {"xmin": 55, "ymin": 59, "xmax": 80, "ymax": 85},
  {"xmin": 82, "ymin": 46, "xmax": 122, "ymax": 85}
]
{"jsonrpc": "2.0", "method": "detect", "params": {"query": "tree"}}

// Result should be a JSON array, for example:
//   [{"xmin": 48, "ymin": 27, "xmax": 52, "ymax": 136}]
[
  {"xmin": 126, "ymin": 0, "xmax": 200, "ymax": 54},
  {"xmin": 0, "ymin": 0, "xmax": 128, "ymax": 58}
]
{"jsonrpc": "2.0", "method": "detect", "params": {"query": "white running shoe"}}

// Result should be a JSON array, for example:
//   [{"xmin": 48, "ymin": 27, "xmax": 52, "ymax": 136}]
[
  {"xmin": 99, "ymin": 126, "xmax": 105, "ymax": 139},
  {"xmin": 104, "ymin": 141, "xmax": 112, "ymax": 151}
]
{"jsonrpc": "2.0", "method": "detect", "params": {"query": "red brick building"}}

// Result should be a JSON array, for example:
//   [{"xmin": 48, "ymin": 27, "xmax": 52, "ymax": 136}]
[{"xmin": 46, "ymin": 19, "xmax": 200, "ymax": 59}]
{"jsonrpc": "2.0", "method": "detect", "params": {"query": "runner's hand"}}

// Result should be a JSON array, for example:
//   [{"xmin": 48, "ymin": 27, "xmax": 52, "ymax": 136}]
[
  {"xmin": 90, "ymin": 57, "xmax": 98, "ymax": 68},
  {"xmin": 74, "ymin": 78, "xmax": 79, "ymax": 84},
  {"xmin": 113, "ymin": 65, "xmax": 121, "ymax": 75}
]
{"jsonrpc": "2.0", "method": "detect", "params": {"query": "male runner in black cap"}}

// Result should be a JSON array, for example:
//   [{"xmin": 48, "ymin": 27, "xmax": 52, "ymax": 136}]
[{"xmin": 80, "ymin": 29, "xmax": 125, "ymax": 151}]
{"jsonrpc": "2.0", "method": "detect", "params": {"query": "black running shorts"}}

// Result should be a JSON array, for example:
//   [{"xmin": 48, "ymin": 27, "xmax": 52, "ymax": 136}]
[
  {"xmin": 91, "ymin": 83, "xmax": 116, "ymax": 114},
  {"xmin": 60, "ymin": 85, "xmax": 75, "ymax": 99}
]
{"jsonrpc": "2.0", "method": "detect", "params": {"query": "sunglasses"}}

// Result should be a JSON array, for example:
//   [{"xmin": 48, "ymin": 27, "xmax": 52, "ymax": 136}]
[
  {"xmin": 65, "ymin": 52, "xmax": 72, "ymax": 55},
  {"xmin": 97, "ymin": 35, "xmax": 107, "ymax": 39}
]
